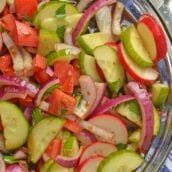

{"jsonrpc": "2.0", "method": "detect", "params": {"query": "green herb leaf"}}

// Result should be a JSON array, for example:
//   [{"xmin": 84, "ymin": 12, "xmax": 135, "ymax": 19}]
[
  {"xmin": 56, "ymin": 4, "xmax": 66, "ymax": 19},
  {"xmin": 32, "ymin": 108, "xmax": 43, "ymax": 124},
  {"xmin": 43, "ymin": 84, "xmax": 61, "ymax": 98},
  {"xmin": 56, "ymin": 25, "xmax": 66, "ymax": 40},
  {"xmin": 3, "ymin": 155, "xmax": 18, "ymax": 164},
  {"xmin": 60, "ymin": 109, "xmax": 68, "ymax": 116},
  {"xmin": 116, "ymin": 143, "xmax": 127, "ymax": 150}
]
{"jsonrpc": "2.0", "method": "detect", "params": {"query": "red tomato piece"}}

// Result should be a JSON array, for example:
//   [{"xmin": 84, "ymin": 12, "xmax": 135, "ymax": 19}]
[
  {"xmin": 15, "ymin": 0, "xmax": 37, "ymax": 18},
  {"xmin": 62, "ymin": 74, "xmax": 74, "ymax": 95},
  {"xmin": 0, "ymin": 54, "xmax": 12, "ymax": 71},
  {"xmin": 34, "ymin": 70, "xmax": 51, "ymax": 85},
  {"xmin": 19, "ymin": 96, "xmax": 33, "ymax": 108},
  {"xmin": 33, "ymin": 54, "xmax": 46, "ymax": 73},
  {"xmin": 46, "ymin": 139, "xmax": 62, "ymax": 160},
  {"xmin": 64, "ymin": 119, "xmax": 83, "ymax": 134},
  {"xmin": 48, "ymin": 89, "xmax": 76, "ymax": 115}
]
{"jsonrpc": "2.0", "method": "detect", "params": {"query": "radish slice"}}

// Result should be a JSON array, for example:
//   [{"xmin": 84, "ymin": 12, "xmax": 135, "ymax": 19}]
[
  {"xmin": 75, "ymin": 129, "xmax": 97, "ymax": 146},
  {"xmin": 89, "ymin": 114, "xmax": 128, "ymax": 144},
  {"xmin": 79, "ymin": 141, "xmax": 117, "ymax": 164},
  {"xmin": 0, "ymin": 0, "xmax": 6, "ymax": 13},
  {"xmin": 54, "ymin": 43, "xmax": 81, "ymax": 56},
  {"xmin": 34, "ymin": 78, "xmax": 60, "ymax": 106},
  {"xmin": 2, "ymin": 32, "xmax": 24, "ymax": 76},
  {"xmin": 127, "ymin": 82, "xmax": 154, "ymax": 152},
  {"xmin": 75, "ymin": 75, "xmax": 97, "ymax": 119},
  {"xmin": 0, "ymin": 153, "xmax": 5, "ymax": 172},
  {"xmin": 64, "ymin": 27, "xmax": 73, "ymax": 45},
  {"xmin": 77, "ymin": 0, "xmax": 94, "ymax": 12},
  {"xmin": 112, "ymin": 2, "xmax": 124, "ymax": 35},
  {"xmin": 78, "ymin": 155, "xmax": 104, "ymax": 172},
  {"xmin": 95, "ymin": 6, "xmax": 112, "ymax": 34},
  {"xmin": 89, "ymin": 82, "xmax": 107, "ymax": 115},
  {"xmin": 55, "ymin": 147, "xmax": 83, "ymax": 168},
  {"xmin": 72, "ymin": 0, "xmax": 116, "ymax": 44},
  {"xmin": 93, "ymin": 95, "xmax": 135, "ymax": 114}
]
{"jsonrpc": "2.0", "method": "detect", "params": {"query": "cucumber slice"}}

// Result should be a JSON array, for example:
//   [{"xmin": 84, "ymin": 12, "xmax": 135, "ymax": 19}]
[
  {"xmin": 127, "ymin": 143, "xmax": 138, "ymax": 151},
  {"xmin": 49, "ymin": 162, "xmax": 73, "ymax": 172},
  {"xmin": 65, "ymin": 13, "xmax": 82, "ymax": 29},
  {"xmin": 79, "ymin": 52, "xmax": 102, "ymax": 82},
  {"xmin": 120, "ymin": 25, "xmax": 153, "ymax": 67},
  {"xmin": 40, "ymin": 18, "xmax": 65, "ymax": 31},
  {"xmin": 77, "ymin": 32, "xmax": 112, "ymax": 55},
  {"xmin": 153, "ymin": 106, "xmax": 161, "ymax": 136},
  {"xmin": 28, "ymin": 117, "xmax": 65, "ymax": 163},
  {"xmin": 0, "ymin": 101, "xmax": 29, "ymax": 150},
  {"xmin": 33, "ymin": 1, "xmax": 78, "ymax": 27},
  {"xmin": 46, "ymin": 49, "xmax": 75, "ymax": 66},
  {"xmin": 93, "ymin": 45, "xmax": 125, "ymax": 93},
  {"xmin": 98, "ymin": 150, "xmax": 144, "ymax": 172},
  {"xmin": 128, "ymin": 129, "xmax": 141, "ymax": 143},
  {"xmin": 41, "ymin": 159, "xmax": 54, "ymax": 172},
  {"xmin": 115, "ymin": 100, "xmax": 142, "ymax": 126},
  {"xmin": 37, "ymin": 29, "xmax": 61, "ymax": 56},
  {"xmin": 63, "ymin": 136, "xmax": 79, "ymax": 157},
  {"xmin": 151, "ymin": 83, "xmax": 169, "ymax": 108}
]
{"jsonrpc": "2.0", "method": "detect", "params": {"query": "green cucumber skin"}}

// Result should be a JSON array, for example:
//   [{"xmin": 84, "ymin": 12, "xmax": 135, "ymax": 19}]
[
  {"xmin": 79, "ymin": 52, "xmax": 102, "ymax": 82},
  {"xmin": 120, "ymin": 25, "xmax": 153, "ymax": 67},
  {"xmin": 48, "ymin": 162, "xmax": 72, "ymax": 172},
  {"xmin": 41, "ymin": 159, "xmax": 54, "ymax": 172},
  {"xmin": 33, "ymin": 1, "xmax": 79, "ymax": 27},
  {"xmin": 94, "ymin": 45, "xmax": 125, "ymax": 94},
  {"xmin": 0, "ymin": 101, "xmax": 29, "ymax": 150},
  {"xmin": 37, "ymin": 29, "xmax": 61, "ymax": 56},
  {"xmin": 46, "ymin": 49, "xmax": 74, "ymax": 66},
  {"xmin": 98, "ymin": 150, "xmax": 144, "ymax": 172},
  {"xmin": 153, "ymin": 107, "xmax": 161, "ymax": 136},
  {"xmin": 151, "ymin": 83, "xmax": 169, "ymax": 108}
]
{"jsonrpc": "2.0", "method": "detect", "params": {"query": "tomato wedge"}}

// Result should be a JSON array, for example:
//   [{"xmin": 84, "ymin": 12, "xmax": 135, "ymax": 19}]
[
  {"xmin": 33, "ymin": 54, "xmax": 46, "ymax": 73},
  {"xmin": 34, "ymin": 70, "xmax": 51, "ymax": 85},
  {"xmin": 48, "ymin": 89, "xmax": 76, "ymax": 115},
  {"xmin": 64, "ymin": 120, "xmax": 83, "ymax": 134},
  {"xmin": 46, "ymin": 138, "xmax": 62, "ymax": 160},
  {"xmin": 0, "ymin": 54, "xmax": 12, "ymax": 71},
  {"xmin": 15, "ymin": 0, "xmax": 37, "ymax": 18}
]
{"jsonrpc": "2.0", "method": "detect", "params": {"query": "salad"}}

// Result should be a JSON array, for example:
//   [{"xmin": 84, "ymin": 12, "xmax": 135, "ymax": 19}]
[{"xmin": 0, "ymin": 0, "xmax": 169, "ymax": 171}]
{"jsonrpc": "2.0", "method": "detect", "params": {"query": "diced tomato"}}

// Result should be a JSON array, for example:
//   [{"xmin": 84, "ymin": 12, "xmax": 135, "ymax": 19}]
[
  {"xmin": 71, "ymin": 60, "xmax": 81, "ymax": 86},
  {"xmin": 34, "ymin": 70, "xmax": 51, "ymax": 85},
  {"xmin": 33, "ymin": 54, "xmax": 46, "ymax": 73},
  {"xmin": 15, "ymin": 0, "xmax": 37, "ymax": 18},
  {"xmin": 64, "ymin": 120, "xmax": 83, "ymax": 134},
  {"xmin": 2, "ymin": 67, "xmax": 15, "ymax": 76},
  {"xmin": 62, "ymin": 74, "xmax": 74, "ymax": 95},
  {"xmin": 15, "ymin": 21, "xmax": 39, "ymax": 47},
  {"xmin": 19, "ymin": 96, "xmax": 33, "ymax": 107},
  {"xmin": 2, "ymin": 6, "xmax": 9, "ymax": 16},
  {"xmin": 106, "ymin": 42, "xmax": 118, "ymax": 50},
  {"xmin": 54, "ymin": 62, "xmax": 74, "ymax": 84},
  {"xmin": 0, "ymin": 54, "xmax": 12, "ymax": 71},
  {"xmin": 46, "ymin": 138, "xmax": 62, "ymax": 160},
  {"xmin": 48, "ymin": 89, "xmax": 76, "ymax": 115},
  {"xmin": 35, "ymin": 158, "xmax": 44, "ymax": 172}
]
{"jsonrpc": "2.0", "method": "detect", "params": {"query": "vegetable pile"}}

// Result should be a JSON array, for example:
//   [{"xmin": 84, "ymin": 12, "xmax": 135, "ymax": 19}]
[{"xmin": 0, "ymin": 0, "xmax": 169, "ymax": 171}]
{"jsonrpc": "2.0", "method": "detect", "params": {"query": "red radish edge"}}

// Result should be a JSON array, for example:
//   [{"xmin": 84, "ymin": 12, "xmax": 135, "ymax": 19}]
[
  {"xmin": 139, "ymin": 14, "xmax": 167, "ymax": 61},
  {"xmin": 127, "ymin": 81, "xmax": 154, "ymax": 152},
  {"xmin": 93, "ymin": 95, "xmax": 135, "ymax": 115},
  {"xmin": 72, "ymin": 0, "xmax": 116, "ymax": 45},
  {"xmin": 118, "ymin": 43, "xmax": 158, "ymax": 84},
  {"xmin": 78, "ymin": 155, "xmax": 104, "ymax": 172}
]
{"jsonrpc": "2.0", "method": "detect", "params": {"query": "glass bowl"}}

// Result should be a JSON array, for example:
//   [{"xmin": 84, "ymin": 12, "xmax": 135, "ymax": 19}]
[{"xmin": 120, "ymin": 0, "xmax": 172, "ymax": 171}]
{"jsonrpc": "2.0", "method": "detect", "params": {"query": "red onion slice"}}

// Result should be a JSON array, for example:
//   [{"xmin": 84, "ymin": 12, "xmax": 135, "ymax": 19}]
[
  {"xmin": 34, "ymin": 79, "xmax": 60, "ymax": 106},
  {"xmin": 0, "ymin": 86, "xmax": 27, "ymax": 100},
  {"xmin": 6, "ymin": 164, "xmax": 23, "ymax": 172},
  {"xmin": 75, "ymin": 129, "xmax": 97, "ymax": 146},
  {"xmin": 64, "ymin": 27, "xmax": 73, "ymax": 45},
  {"xmin": 24, "ymin": 106, "xmax": 33, "ymax": 122},
  {"xmin": 127, "ymin": 82, "xmax": 154, "ymax": 152},
  {"xmin": 56, "ymin": 147, "xmax": 83, "ymax": 168},
  {"xmin": 46, "ymin": 67, "xmax": 54, "ymax": 77},
  {"xmin": 93, "ymin": 95, "xmax": 135, "ymax": 115},
  {"xmin": 72, "ymin": 0, "xmax": 116, "ymax": 45}
]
